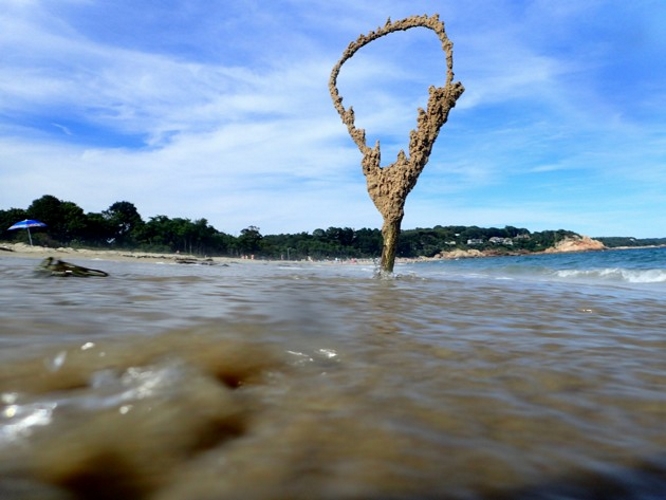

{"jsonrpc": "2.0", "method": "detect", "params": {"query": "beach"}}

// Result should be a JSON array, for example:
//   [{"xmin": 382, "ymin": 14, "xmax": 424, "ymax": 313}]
[{"xmin": 0, "ymin": 242, "xmax": 247, "ymax": 265}]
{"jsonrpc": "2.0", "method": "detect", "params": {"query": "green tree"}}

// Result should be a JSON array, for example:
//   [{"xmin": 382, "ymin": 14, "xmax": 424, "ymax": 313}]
[
  {"xmin": 352, "ymin": 228, "xmax": 382, "ymax": 256},
  {"xmin": 324, "ymin": 227, "xmax": 355, "ymax": 246},
  {"xmin": 26, "ymin": 195, "xmax": 77, "ymax": 245},
  {"xmin": 84, "ymin": 212, "xmax": 115, "ymax": 246},
  {"xmin": 170, "ymin": 217, "xmax": 215, "ymax": 255},
  {"xmin": 60, "ymin": 201, "xmax": 88, "ymax": 244},
  {"xmin": 0, "ymin": 208, "xmax": 28, "ymax": 241},
  {"xmin": 138, "ymin": 215, "xmax": 176, "ymax": 251},
  {"xmin": 237, "ymin": 226, "xmax": 263, "ymax": 255},
  {"xmin": 103, "ymin": 201, "xmax": 144, "ymax": 247}
]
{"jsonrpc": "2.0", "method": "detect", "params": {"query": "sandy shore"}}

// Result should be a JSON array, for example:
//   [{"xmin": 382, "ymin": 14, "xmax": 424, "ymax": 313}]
[
  {"xmin": 0, "ymin": 239, "xmax": 612, "ymax": 268},
  {"xmin": 0, "ymin": 242, "xmax": 253, "ymax": 265},
  {"xmin": 0, "ymin": 242, "xmax": 383, "ymax": 272}
]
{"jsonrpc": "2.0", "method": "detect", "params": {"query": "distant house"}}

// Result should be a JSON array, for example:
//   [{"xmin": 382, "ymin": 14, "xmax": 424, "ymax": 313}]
[
  {"xmin": 467, "ymin": 238, "xmax": 484, "ymax": 246},
  {"xmin": 489, "ymin": 237, "xmax": 514, "ymax": 246}
]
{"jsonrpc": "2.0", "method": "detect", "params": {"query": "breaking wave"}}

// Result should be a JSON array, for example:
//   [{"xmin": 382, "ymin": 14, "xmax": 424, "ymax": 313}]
[{"xmin": 555, "ymin": 267, "xmax": 666, "ymax": 284}]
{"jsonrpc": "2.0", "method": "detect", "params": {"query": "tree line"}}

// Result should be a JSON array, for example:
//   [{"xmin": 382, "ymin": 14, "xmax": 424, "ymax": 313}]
[{"xmin": 1, "ymin": 194, "xmax": 601, "ymax": 260}]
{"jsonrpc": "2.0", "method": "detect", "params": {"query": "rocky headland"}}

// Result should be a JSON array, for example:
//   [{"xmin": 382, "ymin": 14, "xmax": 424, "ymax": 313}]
[
  {"xmin": 437, "ymin": 235, "xmax": 606, "ymax": 260},
  {"xmin": 542, "ymin": 235, "xmax": 605, "ymax": 253}
]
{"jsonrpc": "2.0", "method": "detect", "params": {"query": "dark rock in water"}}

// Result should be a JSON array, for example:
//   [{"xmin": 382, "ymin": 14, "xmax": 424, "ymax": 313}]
[
  {"xmin": 175, "ymin": 257, "xmax": 215, "ymax": 265},
  {"xmin": 38, "ymin": 257, "xmax": 109, "ymax": 277}
]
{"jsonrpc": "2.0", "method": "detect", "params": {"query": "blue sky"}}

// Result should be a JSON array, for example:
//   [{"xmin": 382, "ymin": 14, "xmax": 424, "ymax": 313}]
[{"xmin": 1, "ymin": 1, "xmax": 664, "ymax": 237}]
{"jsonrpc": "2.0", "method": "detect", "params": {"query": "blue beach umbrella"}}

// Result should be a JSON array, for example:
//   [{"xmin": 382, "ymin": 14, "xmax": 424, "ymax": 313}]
[{"xmin": 7, "ymin": 219, "xmax": 47, "ymax": 246}]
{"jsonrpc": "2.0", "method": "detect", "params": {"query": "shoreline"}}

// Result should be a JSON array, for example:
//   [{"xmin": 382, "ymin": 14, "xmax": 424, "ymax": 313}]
[
  {"xmin": 0, "ymin": 242, "xmax": 377, "ymax": 267},
  {"xmin": 2, "ymin": 240, "xmax": 659, "ymax": 267},
  {"xmin": 0, "ymin": 242, "xmax": 256, "ymax": 266}
]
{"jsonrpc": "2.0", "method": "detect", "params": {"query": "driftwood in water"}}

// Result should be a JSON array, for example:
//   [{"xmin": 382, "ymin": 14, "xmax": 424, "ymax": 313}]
[
  {"xmin": 38, "ymin": 257, "xmax": 109, "ymax": 277},
  {"xmin": 329, "ymin": 14, "xmax": 464, "ymax": 274}
]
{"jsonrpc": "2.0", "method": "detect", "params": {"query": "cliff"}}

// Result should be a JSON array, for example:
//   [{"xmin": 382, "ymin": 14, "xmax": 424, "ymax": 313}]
[{"xmin": 543, "ymin": 235, "xmax": 606, "ymax": 253}]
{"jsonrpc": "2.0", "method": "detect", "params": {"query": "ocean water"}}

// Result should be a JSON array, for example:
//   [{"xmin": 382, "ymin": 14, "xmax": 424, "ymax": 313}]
[{"xmin": 0, "ymin": 247, "xmax": 664, "ymax": 499}]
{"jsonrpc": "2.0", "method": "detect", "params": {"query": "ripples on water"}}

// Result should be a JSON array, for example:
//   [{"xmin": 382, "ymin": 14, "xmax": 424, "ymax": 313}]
[{"xmin": 0, "ymin": 254, "xmax": 665, "ymax": 499}]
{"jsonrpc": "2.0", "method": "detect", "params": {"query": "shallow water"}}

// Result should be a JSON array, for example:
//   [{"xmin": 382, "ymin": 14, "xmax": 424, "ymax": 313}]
[{"xmin": 0, "ymin": 253, "xmax": 665, "ymax": 499}]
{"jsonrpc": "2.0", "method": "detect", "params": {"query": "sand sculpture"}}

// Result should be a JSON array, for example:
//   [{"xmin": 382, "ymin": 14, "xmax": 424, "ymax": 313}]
[{"xmin": 329, "ymin": 14, "xmax": 464, "ymax": 274}]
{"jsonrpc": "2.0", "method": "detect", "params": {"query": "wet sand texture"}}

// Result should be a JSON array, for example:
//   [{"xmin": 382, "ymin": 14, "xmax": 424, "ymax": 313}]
[{"xmin": 0, "ymin": 330, "xmax": 282, "ymax": 499}]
